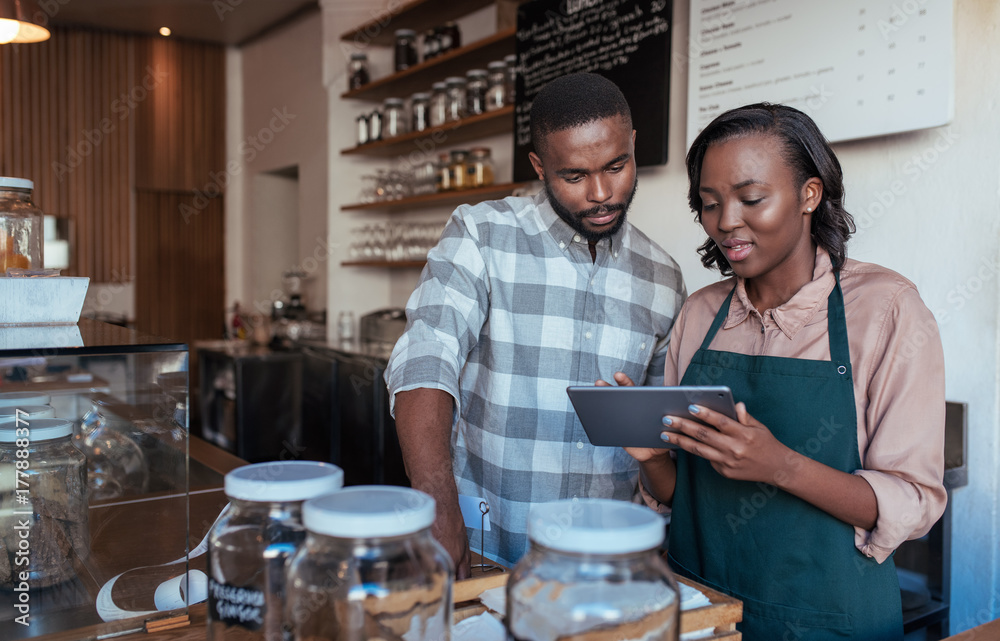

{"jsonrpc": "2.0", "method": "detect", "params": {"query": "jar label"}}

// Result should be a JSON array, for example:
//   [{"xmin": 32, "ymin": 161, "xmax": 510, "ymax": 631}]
[{"xmin": 208, "ymin": 578, "xmax": 266, "ymax": 630}]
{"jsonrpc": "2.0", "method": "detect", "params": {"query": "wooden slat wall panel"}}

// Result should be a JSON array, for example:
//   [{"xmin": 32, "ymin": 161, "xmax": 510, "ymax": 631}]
[
  {"xmin": 0, "ymin": 28, "xmax": 132, "ymax": 281},
  {"xmin": 135, "ymin": 192, "xmax": 225, "ymax": 344},
  {"xmin": 134, "ymin": 38, "xmax": 226, "ymax": 192}
]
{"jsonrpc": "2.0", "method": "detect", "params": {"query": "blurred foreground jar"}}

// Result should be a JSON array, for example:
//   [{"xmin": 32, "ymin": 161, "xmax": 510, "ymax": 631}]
[
  {"xmin": 285, "ymin": 486, "xmax": 453, "ymax": 641},
  {"xmin": 76, "ymin": 398, "xmax": 149, "ymax": 500},
  {"xmin": 207, "ymin": 461, "xmax": 344, "ymax": 641},
  {"xmin": 0, "ymin": 177, "xmax": 44, "ymax": 274},
  {"xmin": 507, "ymin": 498, "xmax": 680, "ymax": 641},
  {"xmin": 0, "ymin": 418, "xmax": 89, "ymax": 589}
]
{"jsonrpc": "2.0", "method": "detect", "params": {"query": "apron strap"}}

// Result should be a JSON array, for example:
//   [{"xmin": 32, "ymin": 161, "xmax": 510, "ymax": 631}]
[
  {"xmin": 699, "ymin": 285, "xmax": 736, "ymax": 351},
  {"xmin": 828, "ymin": 270, "xmax": 851, "ymax": 373}
]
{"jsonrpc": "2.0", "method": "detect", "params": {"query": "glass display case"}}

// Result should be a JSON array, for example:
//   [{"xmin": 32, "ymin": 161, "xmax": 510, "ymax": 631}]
[{"xmin": 0, "ymin": 319, "xmax": 223, "ymax": 640}]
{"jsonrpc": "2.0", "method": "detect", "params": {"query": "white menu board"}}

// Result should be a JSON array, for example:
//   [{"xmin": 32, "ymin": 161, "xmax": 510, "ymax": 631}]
[{"xmin": 687, "ymin": 0, "xmax": 954, "ymax": 147}]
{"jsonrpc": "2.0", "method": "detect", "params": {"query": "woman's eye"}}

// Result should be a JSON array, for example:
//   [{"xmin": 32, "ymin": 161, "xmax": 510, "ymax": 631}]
[
  {"xmin": 702, "ymin": 203, "xmax": 719, "ymax": 212},
  {"xmin": 743, "ymin": 198, "xmax": 763, "ymax": 206}
]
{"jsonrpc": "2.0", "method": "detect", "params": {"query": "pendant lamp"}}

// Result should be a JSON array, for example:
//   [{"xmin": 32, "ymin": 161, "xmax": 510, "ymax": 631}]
[{"xmin": 0, "ymin": 0, "xmax": 50, "ymax": 44}]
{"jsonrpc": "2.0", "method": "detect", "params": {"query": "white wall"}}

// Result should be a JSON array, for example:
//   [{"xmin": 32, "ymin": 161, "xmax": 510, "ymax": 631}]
[
  {"xmin": 315, "ymin": 0, "xmax": 1000, "ymax": 632},
  {"xmin": 226, "ymin": 7, "xmax": 329, "ymax": 321}
]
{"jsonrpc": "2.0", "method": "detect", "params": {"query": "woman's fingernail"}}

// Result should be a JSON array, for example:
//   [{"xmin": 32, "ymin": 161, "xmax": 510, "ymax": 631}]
[
  {"xmin": 688, "ymin": 404, "xmax": 700, "ymax": 414},
  {"xmin": 662, "ymin": 416, "xmax": 673, "ymax": 426},
  {"xmin": 661, "ymin": 432, "xmax": 670, "ymax": 443}
]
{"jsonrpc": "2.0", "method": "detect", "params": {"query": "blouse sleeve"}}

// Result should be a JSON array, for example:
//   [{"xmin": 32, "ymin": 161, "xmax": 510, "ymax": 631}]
[{"xmin": 852, "ymin": 285, "xmax": 947, "ymax": 563}]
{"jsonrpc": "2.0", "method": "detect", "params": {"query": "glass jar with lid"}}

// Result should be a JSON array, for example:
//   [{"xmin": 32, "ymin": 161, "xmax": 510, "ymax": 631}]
[
  {"xmin": 429, "ymin": 82, "xmax": 448, "ymax": 128},
  {"xmin": 448, "ymin": 150, "xmax": 470, "ymax": 191},
  {"xmin": 468, "ymin": 147, "xmax": 495, "ymax": 188},
  {"xmin": 347, "ymin": 52, "xmax": 369, "ymax": 90},
  {"xmin": 0, "ymin": 177, "xmax": 44, "ymax": 274},
  {"xmin": 486, "ymin": 60, "xmax": 508, "ymax": 111},
  {"xmin": 382, "ymin": 98, "xmax": 408, "ymax": 138},
  {"xmin": 506, "ymin": 498, "xmax": 680, "ymax": 641},
  {"xmin": 437, "ymin": 22, "xmax": 461, "ymax": 54},
  {"xmin": 0, "ymin": 392, "xmax": 51, "ymax": 408},
  {"xmin": 76, "ymin": 398, "xmax": 149, "ymax": 500},
  {"xmin": 436, "ymin": 152, "xmax": 452, "ymax": 192},
  {"xmin": 422, "ymin": 28, "xmax": 439, "ymax": 60},
  {"xmin": 0, "ymin": 418, "xmax": 89, "ymax": 589},
  {"xmin": 444, "ymin": 76, "xmax": 467, "ymax": 122},
  {"xmin": 465, "ymin": 69, "xmax": 488, "ymax": 116},
  {"xmin": 207, "ymin": 461, "xmax": 344, "ymax": 641},
  {"xmin": 285, "ymin": 486, "xmax": 453, "ymax": 641},
  {"xmin": 394, "ymin": 29, "xmax": 418, "ymax": 71},
  {"xmin": 368, "ymin": 108, "xmax": 383, "ymax": 142},
  {"xmin": 355, "ymin": 113, "xmax": 369, "ymax": 146},
  {"xmin": 410, "ymin": 92, "xmax": 431, "ymax": 133}
]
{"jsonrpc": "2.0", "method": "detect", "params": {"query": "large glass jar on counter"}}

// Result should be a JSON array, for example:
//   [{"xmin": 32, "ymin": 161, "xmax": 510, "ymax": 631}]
[
  {"xmin": 507, "ymin": 498, "xmax": 680, "ymax": 641},
  {"xmin": 207, "ymin": 461, "xmax": 344, "ymax": 641},
  {"xmin": 75, "ymin": 398, "xmax": 149, "ymax": 500},
  {"xmin": 0, "ymin": 177, "xmax": 44, "ymax": 274},
  {"xmin": 285, "ymin": 486, "xmax": 453, "ymax": 641},
  {"xmin": 0, "ymin": 418, "xmax": 89, "ymax": 589}
]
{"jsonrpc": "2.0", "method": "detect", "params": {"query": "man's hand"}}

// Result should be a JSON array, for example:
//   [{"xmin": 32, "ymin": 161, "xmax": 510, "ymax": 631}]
[
  {"xmin": 393, "ymin": 387, "xmax": 472, "ymax": 579},
  {"xmin": 433, "ymin": 499, "xmax": 472, "ymax": 579}
]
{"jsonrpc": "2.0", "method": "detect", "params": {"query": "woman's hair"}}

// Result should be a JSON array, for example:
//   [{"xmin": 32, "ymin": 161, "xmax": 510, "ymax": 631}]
[{"xmin": 685, "ymin": 103, "xmax": 855, "ymax": 274}]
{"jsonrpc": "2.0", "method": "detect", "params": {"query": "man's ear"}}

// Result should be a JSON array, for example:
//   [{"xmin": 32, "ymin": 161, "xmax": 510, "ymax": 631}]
[{"xmin": 528, "ymin": 151, "xmax": 545, "ymax": 181}]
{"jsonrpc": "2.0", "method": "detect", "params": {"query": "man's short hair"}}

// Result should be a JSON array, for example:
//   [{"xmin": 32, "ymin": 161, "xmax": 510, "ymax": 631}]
[{"xmin": 530, "ymin": 72, "xmax": 633, "ymax": 155}]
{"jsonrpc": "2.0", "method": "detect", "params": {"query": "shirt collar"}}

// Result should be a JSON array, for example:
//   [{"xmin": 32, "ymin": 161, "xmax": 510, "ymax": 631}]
[
  {"xmin": 725, "ymin": 246, "xmax": 836, "ymax": 339},
  {"xmin": 537, "ymin": 191, "xmax": 626, "ymax": 259}
]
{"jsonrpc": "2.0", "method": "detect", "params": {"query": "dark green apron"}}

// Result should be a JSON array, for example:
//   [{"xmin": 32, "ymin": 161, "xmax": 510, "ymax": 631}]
[{"xmin": 669, "ymin": 275, "xmax": 903, "ymax": 641}]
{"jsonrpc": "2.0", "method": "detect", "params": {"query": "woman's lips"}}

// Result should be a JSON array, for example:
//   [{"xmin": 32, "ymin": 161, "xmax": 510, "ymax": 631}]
[{"xmin": 722, "ymin": 241, "xmax": 753, "ymax": 262}]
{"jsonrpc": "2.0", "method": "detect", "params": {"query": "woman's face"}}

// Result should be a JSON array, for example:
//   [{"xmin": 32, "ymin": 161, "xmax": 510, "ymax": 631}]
[{"xmin": 698, "ymin": 134, "xmax": 821, "ymax": 286}]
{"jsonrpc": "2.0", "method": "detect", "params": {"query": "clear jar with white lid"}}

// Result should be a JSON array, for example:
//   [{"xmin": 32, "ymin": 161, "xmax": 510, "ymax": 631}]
[
  {"xmin": 410, "ymin": 92, "xmax": 431, "ymax": 132},
  {"xmin": 486, "ymin": 60, "xmax": 508, "ymax": 111},
  {"xmin": 207, "ymin": 460, "xmax": 345, "ymax": 641},
  {"xmin": 429, "ymin": 82, "xmax": 448, "ymax": 127},
  {"xmin": 507, "ymin": 498, "xmax": 680, "ymax": 641},
  {"xmin": 465, "ymin": 69, "xmax": 488, "ymax": 116},
  {"xmin": 444, "ymin": 76, "xmax": 467, "ymax": 122},
  {"xmin": 0, "ymin": 405, "xmax": 55, "ymax": 425},
  {"xmin": 285, "ymin": 486, "xmax": 453, "ymax": 641},
  {"xmin": 0, "ymin": 177, "xmax": 44, "ymax": 274},
  {"xmin": 0, "ymin": 391, "xmax": 51, "ymax": 408},
  {"xmin": 383, "ymin": 97, "xmax": 408, "ymax": 138},
  {"xmin": 0, "ymin": 418, "xmax": 89, "ymax": 589}
]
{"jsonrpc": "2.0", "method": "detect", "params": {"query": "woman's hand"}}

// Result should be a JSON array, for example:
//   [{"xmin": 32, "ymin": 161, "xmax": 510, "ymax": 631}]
[
  {"xmin": 664, "ymin": 402, "xmax": 793, "ymax": 485},
  {"xmin": 595, "ymin": 373, "xmax": 674, "ymax": 464}
]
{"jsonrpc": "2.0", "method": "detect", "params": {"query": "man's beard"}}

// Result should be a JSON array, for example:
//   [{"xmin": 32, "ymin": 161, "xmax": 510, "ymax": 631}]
[{"xmin": 545, "ymin": 177, "xmax": 638, "ymax": 242}]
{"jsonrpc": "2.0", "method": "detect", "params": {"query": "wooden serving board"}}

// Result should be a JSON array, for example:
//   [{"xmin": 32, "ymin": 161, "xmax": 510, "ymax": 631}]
[{"xmin": 453, "ymin": 570, "xmax": 743, "ymax": 640}]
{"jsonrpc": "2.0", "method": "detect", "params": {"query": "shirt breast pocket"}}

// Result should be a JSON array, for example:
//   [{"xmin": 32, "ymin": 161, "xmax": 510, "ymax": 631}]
[{"xmin": 598, "ymin": 327, "xmax": 655, "ymax": 386}]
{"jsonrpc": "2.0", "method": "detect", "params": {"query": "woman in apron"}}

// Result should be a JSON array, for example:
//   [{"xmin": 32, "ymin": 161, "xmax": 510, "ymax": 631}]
[{"xmin": 622, "ymin": 104, "xmax": 947, "ymax": 640}]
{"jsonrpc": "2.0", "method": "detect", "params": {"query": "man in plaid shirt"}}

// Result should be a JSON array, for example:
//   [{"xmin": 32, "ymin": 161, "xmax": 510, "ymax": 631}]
[{"xmin": 385, "ymin": 73, "xmax": 685, "ymax": 574}]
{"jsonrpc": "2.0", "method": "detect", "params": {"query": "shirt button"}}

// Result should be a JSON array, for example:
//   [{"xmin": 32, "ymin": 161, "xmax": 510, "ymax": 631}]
[
  {"xmin": 577, "ymin": 441, "xmax": 584, "ymax": 449},
  {"xmin": 641, "ymin": 342, "xmax": 646, "ymax": 349},
  {"xmin": 585, "ymin": 331, "xmax": 592, "ymax": 339},
  {"xmin": 573, "ymin": 234, "xmax": 582, "ymax": 243},
  {"xmin": 559, "ymin": 241, "xmax": 566, "ymax": 249}
]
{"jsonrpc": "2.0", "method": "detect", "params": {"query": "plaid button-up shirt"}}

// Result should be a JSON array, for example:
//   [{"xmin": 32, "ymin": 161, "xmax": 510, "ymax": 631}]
[{"xmin": 385, "ymin": 191, "xmax": 685, "ymax": 566}]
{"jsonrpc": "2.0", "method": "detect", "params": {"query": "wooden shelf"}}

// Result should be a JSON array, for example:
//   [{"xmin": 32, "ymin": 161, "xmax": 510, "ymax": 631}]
[
  {"xmin": 340, "ymin": 0, "xmax": 499, "ymax": 46},
  {"xmin": 342, "ymin": 106, "xmax": 514, "ymax": 157},
  {"xmin": 340, "ymin": 181, "xmax": 535, "ymax": 212},
  {"xmin": 341, "ymin": 260, "xmax": 427, "ymax": 268},
  {"xmin": 341, "ymin": 29, "xmax": 515, "ymax": 102}
]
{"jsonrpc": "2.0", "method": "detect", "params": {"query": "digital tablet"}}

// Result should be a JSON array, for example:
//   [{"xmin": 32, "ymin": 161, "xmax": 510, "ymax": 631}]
[{"xmin": 566, "ymin": 386, "xmax": 738, "ymax": 449}]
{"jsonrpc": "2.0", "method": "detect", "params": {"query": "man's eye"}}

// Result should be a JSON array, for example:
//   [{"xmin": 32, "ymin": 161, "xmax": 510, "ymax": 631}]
[
  {"xmin": 565, "ymin": 175, "xmax": 584, "ymax": 184},
  {"xmin": 608, "ymin": 164, "xmax": 624, "ymax": 173}
]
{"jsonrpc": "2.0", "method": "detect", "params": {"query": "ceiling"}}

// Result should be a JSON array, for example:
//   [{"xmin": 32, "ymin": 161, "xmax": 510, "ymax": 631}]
[{"xmin": 47, "ymin": 0, "xmax": 319, "ymax": 46}]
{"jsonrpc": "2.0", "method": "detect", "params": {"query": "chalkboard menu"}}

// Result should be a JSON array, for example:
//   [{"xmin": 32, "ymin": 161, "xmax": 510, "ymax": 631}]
[{"xmin": 513, "ymin": 0, "xmax": 673, "ymax": 183}]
